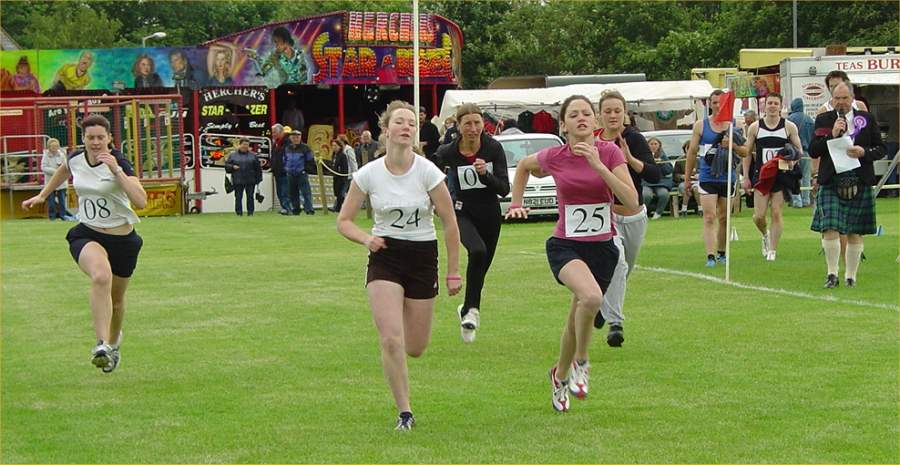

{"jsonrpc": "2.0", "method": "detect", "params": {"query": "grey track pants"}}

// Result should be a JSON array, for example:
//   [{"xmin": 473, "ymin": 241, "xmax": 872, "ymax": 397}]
[{"xmin": 599, "ymin": 205, "xmax": 648, "ymax": 326}]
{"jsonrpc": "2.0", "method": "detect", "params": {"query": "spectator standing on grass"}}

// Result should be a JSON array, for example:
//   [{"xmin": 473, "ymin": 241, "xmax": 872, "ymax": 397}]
[
  {"xmin": 225, "ymin": 138, "xmax": 262, "ymax": 216},
  {"xmin": 21, "ymin": 114, "xmax": 147, "ymax": 374},
  {"xmin": 788, "ymin": 97, "xmax": 815, "ymax": 208},
  {"xmin": 283, "ymin": 129, "xmax": 315, "ymax": 215},
  {"xmin": 41, "ymin": 138, "xmax": 75, "ymax": 221},
  {"xmin": 336, "ymin": 100, "xmax": 461, "ymax": 430}
]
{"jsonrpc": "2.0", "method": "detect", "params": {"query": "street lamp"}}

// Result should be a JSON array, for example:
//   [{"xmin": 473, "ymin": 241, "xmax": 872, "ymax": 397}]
[{"xmin": 141, "ymin": 32, "xmax": 166, "ymax": 47}]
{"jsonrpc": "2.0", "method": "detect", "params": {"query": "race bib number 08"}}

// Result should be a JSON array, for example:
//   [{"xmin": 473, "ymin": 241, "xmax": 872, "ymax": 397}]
[
  {"xmin": 80, "ymin": 196, "xmax": 112, "ymax": 220},
  {"xmin": 457, "ymin": 162, "xmax": 493, "ymax": 190},
  {"xmin": 564, "ymin": 203, "xmax": 611, "ymax": 238}
]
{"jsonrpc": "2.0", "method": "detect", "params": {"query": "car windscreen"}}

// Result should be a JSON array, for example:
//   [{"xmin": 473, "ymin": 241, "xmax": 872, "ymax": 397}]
[
  {"xmin": 500, "ymin": 138, "xmax": 562, "ymax": 168},
  {"xmin": 654, "ymin": 134, "xmax": 691, "ymax": 161}
]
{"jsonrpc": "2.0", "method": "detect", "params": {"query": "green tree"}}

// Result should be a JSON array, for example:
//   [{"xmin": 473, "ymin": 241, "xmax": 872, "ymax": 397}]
[{"xmin": 16, "ymin": 2, "xmax": 122, "ymax": 49}]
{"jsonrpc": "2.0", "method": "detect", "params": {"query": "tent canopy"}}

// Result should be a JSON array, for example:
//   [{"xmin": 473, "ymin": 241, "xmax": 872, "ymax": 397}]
[{"xmin": 438, "ymin": 80, "xmax": 715, "ymax": 123}]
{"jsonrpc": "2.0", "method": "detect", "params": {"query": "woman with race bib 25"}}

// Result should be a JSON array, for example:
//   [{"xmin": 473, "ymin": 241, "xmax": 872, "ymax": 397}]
[{"xmin": 506, "ymin": 95, "xmax": 637, "ymax": 412}]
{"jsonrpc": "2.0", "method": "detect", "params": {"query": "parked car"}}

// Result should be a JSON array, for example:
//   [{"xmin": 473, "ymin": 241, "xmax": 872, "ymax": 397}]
[
  {"xmin": 494, "ymin": 133, "xmax": 564, "ymax": 217},
  {"xmin": 642, "ymin": 129, "xmax": 693, "ymax": 164}
]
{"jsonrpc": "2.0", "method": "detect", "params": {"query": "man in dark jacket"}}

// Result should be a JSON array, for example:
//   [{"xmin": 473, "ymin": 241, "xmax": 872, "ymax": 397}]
[
  {"xmin": 283, "ymin": 129, "xmax": 315, "ymax": 215},
  {"xmin": 418, "ymin": 107, "xmax": 441, "ymax": 165},
  {"xmin": 809, "ymin": 81, "xmax": 885, "ymax": 288},
  {"xmin": 224, "ymin": 138, "xmax": 262, "ymax": 216},
  {"xmin": 787, "ymin": 97, "xmax": 815, "ymax": 207}
]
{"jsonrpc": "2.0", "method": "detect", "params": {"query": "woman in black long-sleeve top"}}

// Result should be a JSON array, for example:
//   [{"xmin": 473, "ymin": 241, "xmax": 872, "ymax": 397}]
[
  {"xmin": 591, "ymin": 90, "xmax": 660, "ymax": 348},
  {"xmin": 435, "ymin": 103, "xmax": 510, "ymax": 343}
]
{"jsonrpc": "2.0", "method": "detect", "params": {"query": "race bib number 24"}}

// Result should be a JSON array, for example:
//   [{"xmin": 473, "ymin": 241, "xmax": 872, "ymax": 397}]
[{"xmin": 564, "ymin": 203, "xmax": 611, "ymax": 238}]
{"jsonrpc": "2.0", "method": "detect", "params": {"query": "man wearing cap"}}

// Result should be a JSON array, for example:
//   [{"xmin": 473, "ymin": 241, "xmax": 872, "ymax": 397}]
[
  {"xmin": 270, "ymin": 124, "xmax": 292, "ymax": 214},
  {"xmin": 418, "ymin": 107, "xmax": 441, "ymax": 165},
  {"xmin": 283, "ymin": 129, "xmax": 316, "ymax": 215}
]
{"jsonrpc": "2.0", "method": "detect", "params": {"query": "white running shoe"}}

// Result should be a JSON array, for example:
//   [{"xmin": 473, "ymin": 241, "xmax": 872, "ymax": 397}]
[
  {"xmin": 761, "ymin": 231, "xmax": 771, "ymax": 257},
  {"xmin": 91, "ymin": 342, "xmax": 112, "ymax": 369},
  {"xmin": 457, "ymin": 305, "xmax": 479, "ymax": 343},
  {"xmin": 651, "ymin": 212, "xmax": 661, "ymax": 220},
  {"xmin": 568, "ymin": 360, "xmax": 590, "ymax": 399},
  {"xmin": 766, "ymin": 250, "xmax": 777, "ymax": 261},
  {"xmin": 549, "ymin": 366, "xmax": 570, "ymax": 412}
]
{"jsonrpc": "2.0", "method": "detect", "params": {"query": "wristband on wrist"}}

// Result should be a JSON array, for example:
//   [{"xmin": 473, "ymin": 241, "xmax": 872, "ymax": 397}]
[
  {"xmin": 509, "ymin": 203, "xmax": 522, "ymax": 209},
  {"xmin": 446, "ymin": 275, "xmax": 462, "ymax": 281}
]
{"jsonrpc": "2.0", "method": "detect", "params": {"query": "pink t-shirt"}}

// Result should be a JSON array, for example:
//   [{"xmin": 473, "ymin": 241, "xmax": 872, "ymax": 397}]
[{"xmin": 536, "ymin": 140, "xmax": 626, "ymax": 242}]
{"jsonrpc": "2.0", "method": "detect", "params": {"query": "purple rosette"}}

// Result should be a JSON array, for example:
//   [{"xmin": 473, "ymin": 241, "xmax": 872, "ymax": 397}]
[{"xmin": 849, "ymin": 115, "xmax": 867, "ymax": 138}]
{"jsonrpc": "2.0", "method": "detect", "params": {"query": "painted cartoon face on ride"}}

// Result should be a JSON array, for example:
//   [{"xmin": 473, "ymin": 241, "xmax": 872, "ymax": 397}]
[
  {"xmin": 170, "ymin": 53, "xmax": 186, "ymax": 73},
  {"xmin": 387, "ymin": 108, "xmax": 417, "ymax": 145},
  {"xmin": 138, "ymin": 58, "xmax": 152, "ymax": 76},
  {"xmin": 215, "ymin": 52, "xmax": 229, "ymax": 75},
  {"xmin": 459, "ymin": 113, "xmax": 483, "ymax": 143}
]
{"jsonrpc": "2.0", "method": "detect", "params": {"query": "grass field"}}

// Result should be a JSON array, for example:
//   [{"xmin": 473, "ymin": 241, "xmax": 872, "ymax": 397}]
[{"xmin": 2, "ymin": 198, "xmax": 898, "ymax": 463}]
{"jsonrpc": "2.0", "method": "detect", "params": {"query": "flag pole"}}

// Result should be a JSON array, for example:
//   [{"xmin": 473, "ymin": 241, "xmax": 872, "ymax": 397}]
[
  {"xmin": 725, "ymin": 117, "xmax": 734, "ymax": 282},
  {"xmin": 413, "ymin": 0, "xmax": 420, "ymax": 130}
]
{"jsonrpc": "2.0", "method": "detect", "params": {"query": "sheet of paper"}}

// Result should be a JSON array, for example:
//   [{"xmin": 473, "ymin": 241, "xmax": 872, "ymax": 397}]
[{"xmin": 827, "ymin": 136, "xmax": 861, "ymax": 174}]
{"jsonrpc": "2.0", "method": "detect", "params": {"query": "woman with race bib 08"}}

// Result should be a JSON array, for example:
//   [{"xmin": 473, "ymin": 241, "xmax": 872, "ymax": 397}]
[
  {"xmin": 506, "ymin": 95, "xmax": 637, "ymax": 413},
  {"xmin": 22, "ymin": 114, "xmax": 146, "ymax": 374},
  {"xmin": 337, "ymin": 100, "xmax": 462, "ymax": 430}
]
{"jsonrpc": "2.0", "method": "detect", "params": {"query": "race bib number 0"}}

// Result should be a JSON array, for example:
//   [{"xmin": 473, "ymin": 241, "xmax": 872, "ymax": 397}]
[
  {"xmin": 457, "ymin": 162, "xmax": 493, "ymax": 190},
  {"xmin": 564, "ymin": 203, "xmax": 611, "ymax": 238}
]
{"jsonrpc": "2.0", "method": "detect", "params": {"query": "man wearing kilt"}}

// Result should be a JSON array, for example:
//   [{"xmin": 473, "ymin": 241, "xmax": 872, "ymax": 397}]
[{"xmin": 809, "ymin": 82, "xmax": 885, "ymax": 288}]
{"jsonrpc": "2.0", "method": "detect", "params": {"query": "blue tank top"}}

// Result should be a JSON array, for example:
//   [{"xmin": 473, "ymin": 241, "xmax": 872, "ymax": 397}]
[{"xmin": 697, "ymin": 117, "xmax": 736, "ymax": 183}]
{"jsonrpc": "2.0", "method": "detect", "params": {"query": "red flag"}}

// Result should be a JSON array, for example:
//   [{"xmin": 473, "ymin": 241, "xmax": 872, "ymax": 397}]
[{"xmin": 713, "ymin": 91, "xmax": 735, "ymax": 124}]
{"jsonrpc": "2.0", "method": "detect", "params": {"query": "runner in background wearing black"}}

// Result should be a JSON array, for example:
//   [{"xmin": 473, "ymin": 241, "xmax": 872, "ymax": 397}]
[{"xmin": 436, "ymin": 103, "xmax": 510, "ymax": 343}]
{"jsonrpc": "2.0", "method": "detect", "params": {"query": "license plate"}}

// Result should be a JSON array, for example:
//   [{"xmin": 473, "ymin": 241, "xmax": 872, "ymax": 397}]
[{"xmin": 524, "ymin": 196, "xmax": 557, "ymax": 208}]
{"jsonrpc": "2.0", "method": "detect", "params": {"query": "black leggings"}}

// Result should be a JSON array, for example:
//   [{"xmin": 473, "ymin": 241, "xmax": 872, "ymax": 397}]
[{"xmin": 458, "ymin": 210, "xmax": 502, "ymax": 313}]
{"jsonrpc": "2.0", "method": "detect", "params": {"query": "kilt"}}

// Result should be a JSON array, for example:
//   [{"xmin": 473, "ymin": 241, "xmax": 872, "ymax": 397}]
[{"xmin": 811, "ymin": 183, "xmax": 876, "ymax": 235}]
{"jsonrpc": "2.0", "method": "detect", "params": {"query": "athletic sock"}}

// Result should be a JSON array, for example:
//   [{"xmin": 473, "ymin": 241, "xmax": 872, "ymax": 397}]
[
  {"xmin": 822, "ymin": 237, "xmax": 841, "ymax": 276},
  {"xmin": 845, "ymin": 243, "xmax": 864, "ymax": 280}
]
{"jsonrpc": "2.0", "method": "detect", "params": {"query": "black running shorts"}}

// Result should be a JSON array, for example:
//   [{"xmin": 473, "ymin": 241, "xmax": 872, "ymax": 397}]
[
  {"xmin": 366, "ymin": 237, "xmax": 439, "ymax": 299},
  {"xmin": 545, "ymin": 236, "xmax": 618, "ymax": 293},
  {"xmin": 66, "ymin": 223, "xmax": 143, "ymax": 278}
]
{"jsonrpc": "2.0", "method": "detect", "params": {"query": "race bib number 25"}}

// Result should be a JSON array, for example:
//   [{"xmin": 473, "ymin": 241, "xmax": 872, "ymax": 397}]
[{"xmin": 564, "ymin": 203, "xmax": 611, "ymax": 238}]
